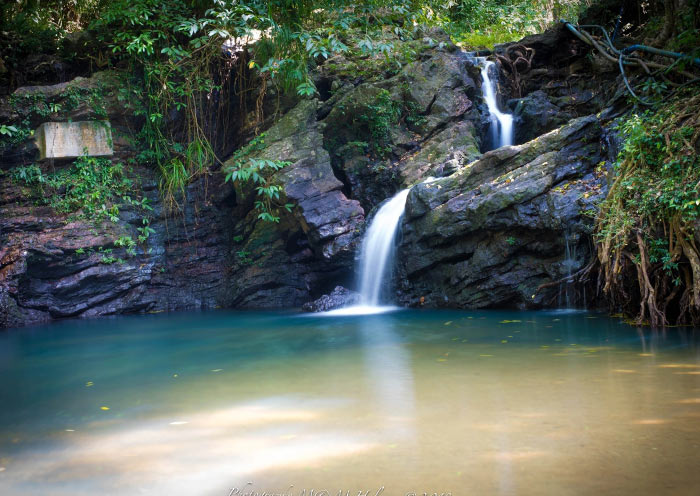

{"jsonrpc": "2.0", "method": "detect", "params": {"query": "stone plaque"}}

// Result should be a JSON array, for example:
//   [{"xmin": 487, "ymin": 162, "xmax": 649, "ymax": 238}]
[{"xmin": 35, "ymin": 121, "xmax": 113, "ymax": 160}]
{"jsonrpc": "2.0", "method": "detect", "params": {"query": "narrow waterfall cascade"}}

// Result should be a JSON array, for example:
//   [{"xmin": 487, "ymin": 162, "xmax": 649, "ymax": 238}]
[
  {"xmin": 357, "ymin": 188, "xmax": 411, "ymax": 306},
  {"xmin": 323, "ymin": 188, "xmax": 411, "ymax": 316},
  {"xmin": 477, "ymin": 58, "xmax": 514, "ymax": 149},
  {"xmin": 559, "ymin": 231, "xmax": 577, "ymax": 309}
]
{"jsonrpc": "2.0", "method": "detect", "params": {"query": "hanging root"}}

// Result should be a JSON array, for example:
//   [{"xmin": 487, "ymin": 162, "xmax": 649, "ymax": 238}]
[{"xmin": 594, "ymin": 92, "xmax": 700, "ymax": 326}]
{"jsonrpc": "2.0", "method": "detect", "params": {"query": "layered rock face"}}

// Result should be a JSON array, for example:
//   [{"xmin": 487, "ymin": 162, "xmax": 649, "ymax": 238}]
[
  {"xmin": 0, "ymin": 73, "xmax": 239, "ymax": 327},
  {"xmin": 302, "ymin": 286, "xmax": 360, "ymax": 312},
  {"xmin": 224, "ymin": 100, "xmax": 365, "ymax": 308},
  {"xmin": 397, "ymin": 115, "xmax": 607, "ymax": 309},
  {"xmin": 1, "ymin": 23, "xmax": 622, "ymax": 327},
  {"xmin": 0, "ymin": 165, "xmax": 236, "ymax": 328}
]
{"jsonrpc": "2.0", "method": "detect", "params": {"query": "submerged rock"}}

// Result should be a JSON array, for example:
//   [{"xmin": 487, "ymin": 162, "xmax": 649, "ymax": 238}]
[{"xmin": 302, "ymin": 286, "xmax": 360, "ymax": 312}]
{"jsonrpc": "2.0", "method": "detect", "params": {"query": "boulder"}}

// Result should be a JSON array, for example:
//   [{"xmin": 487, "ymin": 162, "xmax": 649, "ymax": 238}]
[
  {"xmin": 511, "ymin": 90, "xmax": 572, "ymax": 144},
  {"xmin": 397, "ymin": 115, "xmax": 608, "ymax": 309},
  {"xmin": 302, "ymin": 286, "xmax": 361, "ymax": 312}
]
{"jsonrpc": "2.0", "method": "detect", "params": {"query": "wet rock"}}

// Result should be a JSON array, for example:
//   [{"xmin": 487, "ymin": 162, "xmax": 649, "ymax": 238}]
[
  {"xmin": 398, "ymin": 120, "xmax": 481, "ymax": 185},
  {"xmin": 0, "ymin": 169, "xmax": 237, "ymax": 327},
  {"xmin": 398, "ymin": 115, "xmax": 608, "ymax": 309},
  {"xmin": 511, "ymin": 90, "xmax": 572, "ymax": 144},
  {"xmin": 224, "ymin": 99, "xmax": 364, "ymax": 308},
  {"xmin": 302, "ymin": 286, "xmax": 360, "ymax": 312},
  {"xmin": 321, "ymin": 41, "xmax": 481, "ymax": 211}
]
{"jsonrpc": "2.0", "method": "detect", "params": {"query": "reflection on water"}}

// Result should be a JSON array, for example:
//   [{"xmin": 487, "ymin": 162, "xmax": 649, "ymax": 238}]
[{"xmin": 1, "ymin": 310, "xmax": 700, "ymax": 495}]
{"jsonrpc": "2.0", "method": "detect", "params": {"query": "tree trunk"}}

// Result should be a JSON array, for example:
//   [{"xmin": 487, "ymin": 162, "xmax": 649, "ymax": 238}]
[{"xmin": 654, "ymin": 0, "xmax": 678, "ymax": 47}]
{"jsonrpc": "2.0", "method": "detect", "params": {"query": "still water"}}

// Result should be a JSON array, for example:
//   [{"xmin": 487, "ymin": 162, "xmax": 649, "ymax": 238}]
[{"xmin": 1, "ymin": 310, "xmax": 699, "ymax": 495}]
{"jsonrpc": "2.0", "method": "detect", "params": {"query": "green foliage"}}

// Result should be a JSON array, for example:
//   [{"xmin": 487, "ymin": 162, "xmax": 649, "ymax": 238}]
[
  {"xmin": 2, "ymin": 0, "xmax": 591, "ymax": 217},
  {"xmin": 11, "ymin": 155, "xmax": 136, "ymax": 222},
  {"xmin": 223, "ymin": 133, "xmax": 292, "ymax": 223},
  {"xmin": 597, "ymin": 108, "xmax": 700, "ymax": 252},
  {"xmin": 236, "ymin": 250, "xmax": 253, "ymax": 265},
  {"xmin": 446, "ymin": 0, "xmax": 589, "ymax": 48},
  {"xmin": 0, "ymin": 125, "xmax": 19, "ymax": 136},
  {"xmin": 595, "ymin": 89, "xmax": 700, "ymax": 325},
  {"xmin": 115, "ymin": 235, "xmax": 137, "ymax": 256},
  {"xmin": 11, "ymin": 164, "xmax": 46, "ymax": 185},
  {"xmin": 11, "ymin": 154, "xmax": 157, "ymax": 259},
  {"xmin": 358, "ymin": 89, "xmax": 401, "ymax": 159},
  {"xmin": 137, "ymin": 220, "xmax": 156, "ymax": 243}
]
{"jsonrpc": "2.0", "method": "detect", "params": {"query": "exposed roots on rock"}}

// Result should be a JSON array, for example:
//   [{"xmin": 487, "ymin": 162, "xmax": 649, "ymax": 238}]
[
  {"xmin": 495, "ymin": 43, "xmax": 535, "ymax": 97},
  {"xmin": 594, "ymin": 92, "xmax": 700, "ymax": 326}
]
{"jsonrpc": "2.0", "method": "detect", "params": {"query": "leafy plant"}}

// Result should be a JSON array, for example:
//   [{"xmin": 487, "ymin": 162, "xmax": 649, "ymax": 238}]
[
  {"xmin": 595, "ymin": 89, "xmax": 700, "ymax": 326},
  {"xmin": 0, "ymin": 125, "xmax": 18, "ymax": 136},
  {"xmin": 223, "ymin": 133, "xmax": 293, "ymax": 222},
  {"xmin": 358, "ymin": 89, "xmax": 401, "ymax": 158}
]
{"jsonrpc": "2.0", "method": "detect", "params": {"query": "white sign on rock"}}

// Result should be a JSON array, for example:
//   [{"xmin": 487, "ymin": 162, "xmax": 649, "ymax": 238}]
[{"xmin": 35, "ymin": 121, "xmax": 113, "ymax": 160}]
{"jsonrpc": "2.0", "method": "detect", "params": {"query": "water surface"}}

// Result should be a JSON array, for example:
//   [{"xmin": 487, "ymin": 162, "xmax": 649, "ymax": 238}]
[{"xmin": 1, "ymin": 310, "xmax": 699, "ymax": 495}]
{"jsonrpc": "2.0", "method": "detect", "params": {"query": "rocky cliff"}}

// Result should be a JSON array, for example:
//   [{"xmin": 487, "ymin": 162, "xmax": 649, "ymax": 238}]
[
  {"xmin": 398, "ymin": 115, "xmax": 607, "ymax": 309},
  {"xmin": 1, "ymin": 24, "xmax": 624, "ymax": 327}
]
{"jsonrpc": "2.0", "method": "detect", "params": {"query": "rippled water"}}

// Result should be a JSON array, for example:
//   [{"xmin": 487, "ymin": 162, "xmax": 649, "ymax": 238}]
[{"xmin": 1, "ymin": 310, "xmax": 699, "ymax": 496}]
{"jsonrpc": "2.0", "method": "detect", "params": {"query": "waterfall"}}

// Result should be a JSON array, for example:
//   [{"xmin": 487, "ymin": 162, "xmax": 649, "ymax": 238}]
[
  {"xmin": 323, "ymin": 188, "xmax": 411, "ymax": 315},
  {"xmin": 357, "ymin": 188, "xmax": 411, "ymax": 306},
  {"xmin": 478, "ymin": 58, "xmax": 513, "ymax": 148},
  {"xmin": 558, "ymin": 230, "xmax": 577, "ymax": 309}
]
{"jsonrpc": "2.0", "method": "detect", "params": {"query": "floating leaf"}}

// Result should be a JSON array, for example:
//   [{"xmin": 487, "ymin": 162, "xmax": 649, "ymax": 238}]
[
  {"xmin": 85, "ymin": 381, "xmax": 94, "ymax": 387},
  {"xmin": 100, "ymin": 406, "xmax": 110, "ymax": 411},
  {"xmin": 444, "ymin": 321, "xmax": 453, "ymax": 325},
  {"xmin": 499, "ymin": 320, "xmax": 522, "ymax": 324}
]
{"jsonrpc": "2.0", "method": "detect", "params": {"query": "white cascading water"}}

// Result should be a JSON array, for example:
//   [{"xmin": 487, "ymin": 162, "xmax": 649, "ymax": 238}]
[
  {"xmin": 357, "ymin": 188, "xmax": 411, "ymax": 306},
  {"xmin": 324, "ymin": 188, "xmax": 412, "ymax": 316},
  {"xmin": 478, "ymin": 58, "xmax": 513, "ymax": 148}
]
